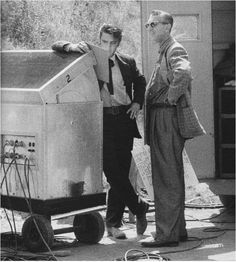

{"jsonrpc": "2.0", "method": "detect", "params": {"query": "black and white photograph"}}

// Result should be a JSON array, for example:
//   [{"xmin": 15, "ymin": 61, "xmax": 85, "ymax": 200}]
[{"xmin": 1, "ymin": 0, "xmax": 235, "ymax": 261}]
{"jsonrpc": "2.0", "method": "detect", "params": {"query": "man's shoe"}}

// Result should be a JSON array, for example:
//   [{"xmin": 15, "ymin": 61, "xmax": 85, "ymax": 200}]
[
  {"xmin": 141, "ymin": 239, "xmax": 179, "ymax": 247},
  {"xmin": 107, "ymin": 227, "xmax": 127, "ymax": 239},
  {"xmin": 136, "ymin": 202, "xmax": 149, "ymax": 235}
]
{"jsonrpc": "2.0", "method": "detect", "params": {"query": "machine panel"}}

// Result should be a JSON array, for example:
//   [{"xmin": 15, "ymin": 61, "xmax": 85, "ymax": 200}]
[{"xmin": 1, "ymin": 134, "xmax": 37, "ymax": 166}]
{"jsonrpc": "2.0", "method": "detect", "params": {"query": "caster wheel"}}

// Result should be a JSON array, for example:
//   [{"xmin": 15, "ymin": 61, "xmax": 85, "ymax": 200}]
[
  {"xmin": 22, "ymin": 215, "xmax": 54, "ymax": 252},
  {"xmin": 73, "ymin": 212, "xmax": 104, "ymax": 244}
]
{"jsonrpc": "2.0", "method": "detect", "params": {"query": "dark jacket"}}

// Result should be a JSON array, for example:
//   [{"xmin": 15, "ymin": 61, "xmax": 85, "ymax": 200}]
[{"xmin": 52, "ymin": 41, "xmax": 146, "ymax": 138}]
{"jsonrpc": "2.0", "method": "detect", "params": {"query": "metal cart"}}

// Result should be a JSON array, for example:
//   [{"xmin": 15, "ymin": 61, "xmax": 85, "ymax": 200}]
[{"xmin": 1, "ymin": 48, "xmax": 109, "ymax": 251}]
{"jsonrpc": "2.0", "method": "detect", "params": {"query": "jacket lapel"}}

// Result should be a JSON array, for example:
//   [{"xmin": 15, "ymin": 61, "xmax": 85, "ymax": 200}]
[
  {"xmin": 98, "ymin": 79, "xmax": 104, "ymax": 90},
  {"xmin": 98, "ymin": 54, "xmax": 129, "ymax": 91},
  {"xmin": 115, "ymin": 53, "xmax": 130, "ymax": 89}
]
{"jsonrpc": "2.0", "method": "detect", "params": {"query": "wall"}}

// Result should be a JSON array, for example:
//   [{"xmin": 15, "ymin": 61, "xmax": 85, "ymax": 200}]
[{"xmin": 212, "ymin": 1, "xmax": 235, "ymax": 68}]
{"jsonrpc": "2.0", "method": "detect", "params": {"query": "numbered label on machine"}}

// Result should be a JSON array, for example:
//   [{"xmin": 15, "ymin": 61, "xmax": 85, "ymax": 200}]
[{"xmin": 1, "ymin": 134, "xmax": 37, "ymax": 166}]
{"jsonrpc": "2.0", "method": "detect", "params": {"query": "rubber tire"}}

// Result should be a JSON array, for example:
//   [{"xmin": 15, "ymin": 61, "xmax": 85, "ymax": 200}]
[
  {"xmin": 22, "ymin": 215, "xmax": 54, "ymax": 252},
  {"xmin": 73, "ymin": 212, "xmax": 105, "ymax": 244}
]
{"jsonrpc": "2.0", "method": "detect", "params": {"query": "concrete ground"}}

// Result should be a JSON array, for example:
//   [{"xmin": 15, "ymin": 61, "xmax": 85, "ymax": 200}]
[
  {"xmin": 1, "ymin": 184, "xmax": 235, "ymax": 261},
  {"xmin": 48, "ymin": 206, "xmax": 235, "ymax": 261}
]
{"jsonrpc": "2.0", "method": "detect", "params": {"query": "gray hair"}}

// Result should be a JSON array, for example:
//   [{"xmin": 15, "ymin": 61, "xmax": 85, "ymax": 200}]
[{"xmin": 150, "ymin": 10, "xmax": 174, "ymax": 30}]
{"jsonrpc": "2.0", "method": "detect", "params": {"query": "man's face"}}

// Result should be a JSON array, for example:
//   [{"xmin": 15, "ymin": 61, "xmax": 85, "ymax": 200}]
[
  {"xmin": 100, "ymin": 32, "xmax": 120, "ymax": 58},
  {"xmin": 146, "ymin": 15, "xmax": 169, "ymax": 44}
]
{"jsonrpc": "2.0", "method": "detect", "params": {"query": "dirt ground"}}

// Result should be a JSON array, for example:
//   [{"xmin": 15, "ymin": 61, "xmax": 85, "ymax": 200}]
[{"xmin": 1, "ymin": 182, "xmax": 235, "ymax": 261}]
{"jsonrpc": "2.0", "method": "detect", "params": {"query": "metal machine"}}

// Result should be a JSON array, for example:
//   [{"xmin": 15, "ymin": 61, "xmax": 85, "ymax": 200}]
[{"xmin": 1, "ymin": 48, "xmax": 108, "ymax": 251}]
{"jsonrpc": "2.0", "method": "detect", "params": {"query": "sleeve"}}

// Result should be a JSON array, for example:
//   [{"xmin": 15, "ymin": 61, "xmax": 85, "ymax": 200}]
[
  {"xmin": 130, "ymin": 58, "xmax": 146, "ymax": 108},
  {"xmin": 51, "ymin": 41, "xmax": 71, "ymax": 52},
  {"xmin": 167, "ymin": 45, "xmax": 192, "ymax": 103}
]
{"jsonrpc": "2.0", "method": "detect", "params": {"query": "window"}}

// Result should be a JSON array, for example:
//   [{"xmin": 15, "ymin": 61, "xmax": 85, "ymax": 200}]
[{"xmin": 172, "ymin": 15, "xmax": 200, "ymax": 41}]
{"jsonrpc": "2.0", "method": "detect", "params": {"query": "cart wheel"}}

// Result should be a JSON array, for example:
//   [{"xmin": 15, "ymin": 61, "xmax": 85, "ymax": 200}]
[
  {"xmin": 73, "ymin": 212, "xmax": 104, "ymax": 244},
  {"xmin": 22, "ymin": 215, "xmax": 54, "ymax": 252}
]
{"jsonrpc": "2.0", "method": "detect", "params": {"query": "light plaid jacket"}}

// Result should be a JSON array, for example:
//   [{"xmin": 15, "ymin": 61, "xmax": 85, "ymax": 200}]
[{"xmin": 144, "ymin": 36, "xmax": 205, "ymax": 144}]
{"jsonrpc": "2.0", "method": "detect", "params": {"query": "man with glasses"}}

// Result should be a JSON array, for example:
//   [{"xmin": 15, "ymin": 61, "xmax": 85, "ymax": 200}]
[
  {"xmin": 141, "ymin": 10, "xmax": 201, "ymax": 247},
  {"xmin": 52, "ymin": 24, "xmax": 148, "ymax": 240}
]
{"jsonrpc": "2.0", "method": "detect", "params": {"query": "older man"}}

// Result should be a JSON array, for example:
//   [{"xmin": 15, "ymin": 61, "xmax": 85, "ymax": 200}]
[{"xmin": 142, "ymin": 10, "xmax": 205, "ymax": 247}]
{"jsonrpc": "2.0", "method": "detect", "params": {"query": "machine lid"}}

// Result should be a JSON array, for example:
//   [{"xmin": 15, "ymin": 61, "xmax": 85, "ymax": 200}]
[{"xmin": 1, "ymin": 50, "xmax": 82, "ymax": 90}]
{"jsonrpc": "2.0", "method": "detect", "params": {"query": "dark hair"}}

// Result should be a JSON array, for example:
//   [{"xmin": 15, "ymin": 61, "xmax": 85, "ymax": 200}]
[
  {"xmin": 99, "ymin": 24, "xmax": 123, "ymax": 42},
  {"xmin": 151, "ymin": 10, "xmax": 174, "ymax": 30}
]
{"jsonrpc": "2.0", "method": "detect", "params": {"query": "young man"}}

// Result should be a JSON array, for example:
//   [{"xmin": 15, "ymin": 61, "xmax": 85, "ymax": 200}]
[
  {"xmin": 142, "ymin": 10, "xmax": 205, "ymax": 247},
  {"xmin": 52, "ymin": 24, "xmax": 148, "ymax": 239}
]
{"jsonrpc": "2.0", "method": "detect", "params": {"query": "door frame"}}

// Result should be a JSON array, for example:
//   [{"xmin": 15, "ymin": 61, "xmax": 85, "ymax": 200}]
[{"xmin": 140, "ymin": 1, "xmax": 215, "ymax": 180}]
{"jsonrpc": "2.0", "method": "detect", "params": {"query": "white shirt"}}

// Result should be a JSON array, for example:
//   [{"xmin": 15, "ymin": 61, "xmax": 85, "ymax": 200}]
[{"xmin": 100, "ymin": 56, "xmax": 131, "ymax": 107}]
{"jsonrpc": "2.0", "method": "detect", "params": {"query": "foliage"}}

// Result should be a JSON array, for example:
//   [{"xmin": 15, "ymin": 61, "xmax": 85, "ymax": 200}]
[{"xmin": 1, "ymin": 0, "xmax": 142, "ymax": 69}]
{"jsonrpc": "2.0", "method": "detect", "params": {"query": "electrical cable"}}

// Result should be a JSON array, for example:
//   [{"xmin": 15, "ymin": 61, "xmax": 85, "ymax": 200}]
[
  {"xmin": 1, "ymin": 152, "xmax": 58, "ymax": 261},
  {"xmin": 1, "ymin": 157, "xmax": 15, "ymax": 188},
  {"xmin": 1, "ymin": 247, "xmax": 18, "ymax": 257},
  {"xmin": 3, "ymin": 159, "xmax": 18, "ymax": 250},
  {"xmin": 115, "ymin": 236, "xmax": 205, "ymax": 260},
  {"xmin": 2, "ymin": 157, "xmax": 17, "ymax": 235},
  {"xmin": 116, "ymin": 248, "xmax": 170, "ymax": 261},
  {"xmin": 151, "ymin": 238, "xmax": 204, "ymax": 256},
  {"xmin": 3, "ymin": 208, "xmax": 14, "ymax": 235},
  {"xmin": 13, "ymin": 158, "xmax": 58, "ymax": 260},
  {"xmin": 1, "ymin": 248, "xmax": 57, "ymax": 261},
  {"xmin": 1, "ymin": 147, "xmax": 234, "ymax": 260},
  {"xmin": 125, "ymin": 249, "xmax": 150, "ymax": 260},
  {"xmin": 23, "ymin": 157, "xmax": 32, "ymax": 204},
  {"xmin": 203, "ymin": 226, "xmax": 235, "ymax": 234},
  {"xmin": 118, "ymin": 201, "xmax": 235, "ymax": 260},
  {"xmin": 126, "ymin": 226, "xmax": 235, "ymax": 260}
]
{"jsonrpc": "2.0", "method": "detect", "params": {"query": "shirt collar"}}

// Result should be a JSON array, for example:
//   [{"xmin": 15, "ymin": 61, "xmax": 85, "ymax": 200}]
[
  {"xmin": 110, "ymin": 55, "xmax": 116, "ymax": 63},
  {"xmin": 159, "ymin": 35, "xmax": 175, "ymax": 54}
]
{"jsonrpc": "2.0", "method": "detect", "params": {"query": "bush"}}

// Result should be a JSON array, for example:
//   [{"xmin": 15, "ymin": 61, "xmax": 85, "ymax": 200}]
[{"xmin": 1, "ymin": 0, "xmax": 142, "ymax": 69}]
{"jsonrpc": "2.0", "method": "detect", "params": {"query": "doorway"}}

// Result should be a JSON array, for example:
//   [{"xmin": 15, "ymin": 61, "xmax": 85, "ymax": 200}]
[{"xmin": 212, "ymin": 1, "xmax": 235, "ymax": 179}]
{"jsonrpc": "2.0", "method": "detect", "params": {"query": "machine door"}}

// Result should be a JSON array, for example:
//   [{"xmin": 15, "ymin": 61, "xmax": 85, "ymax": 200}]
[{"xmin": 141, "ymin": 1, "xmax": 214, "ymax": 179}]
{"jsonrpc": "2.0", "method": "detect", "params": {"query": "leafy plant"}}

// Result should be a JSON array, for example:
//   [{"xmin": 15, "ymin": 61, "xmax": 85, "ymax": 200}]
[{"xmin": 1, "ymin": 0, "xmax": 142, "ymax": 69}]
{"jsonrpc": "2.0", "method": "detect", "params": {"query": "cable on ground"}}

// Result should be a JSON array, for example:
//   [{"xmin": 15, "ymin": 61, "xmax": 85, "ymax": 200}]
[
  {"xmin": 116, "ymin": 248, "xmax": 170, "ymax": 261},
  {"xmin": 1, "ymin": 152, "xmax": 58, "ymax": 261}
]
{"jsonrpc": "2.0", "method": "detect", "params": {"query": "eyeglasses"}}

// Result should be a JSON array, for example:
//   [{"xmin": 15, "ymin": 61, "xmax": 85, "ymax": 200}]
[{"xmin": 145, "ymin": 21, "xmax": 168, "ymax": 29}]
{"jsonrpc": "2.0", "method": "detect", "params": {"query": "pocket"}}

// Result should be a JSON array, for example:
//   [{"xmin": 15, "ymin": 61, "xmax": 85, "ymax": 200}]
[{"xmin": 177, "ymin": 105, "xmax": 206, "ymax": 139}]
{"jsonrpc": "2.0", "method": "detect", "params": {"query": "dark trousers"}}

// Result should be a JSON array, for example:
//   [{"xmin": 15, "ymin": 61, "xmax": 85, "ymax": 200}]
[{"xmin": 103, "ymin": 113, "xmax": 142, "ymax": 228}]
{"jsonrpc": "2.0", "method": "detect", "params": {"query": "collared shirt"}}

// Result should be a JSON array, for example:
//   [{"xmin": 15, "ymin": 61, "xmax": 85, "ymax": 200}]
[
  {"xmin": 146, "ymin": 36, "xmax": 174, "ymax": 105},
  {"xmin": 100, "ymin": 55, "xmax": 131, "ymax": 107}
]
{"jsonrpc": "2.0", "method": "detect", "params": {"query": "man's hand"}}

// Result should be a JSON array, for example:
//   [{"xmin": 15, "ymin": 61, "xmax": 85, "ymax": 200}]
[
  {"xmin": 127, "ymin": 102, "xmax": 141, "ymax": 119},
  {"xmin": 165, "ymin": 98, "xmax": 177, "ymax": 106},
  {"xmin": 168, "ymin": 98, "xmax": 177, "ymax": 105},
  {"xmin": 64, "ymin": 41, "xmax": 91, "ymax": 53}
]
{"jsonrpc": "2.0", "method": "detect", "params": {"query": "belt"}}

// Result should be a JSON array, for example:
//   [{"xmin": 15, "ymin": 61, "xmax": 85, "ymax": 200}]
[
  {"xmin": 150, "ymin": 103, "xmax": 176, "ymax": 109},
  {"xmin": 103, "ymin": 105, "xmax": 129, "ymax": 115}
]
